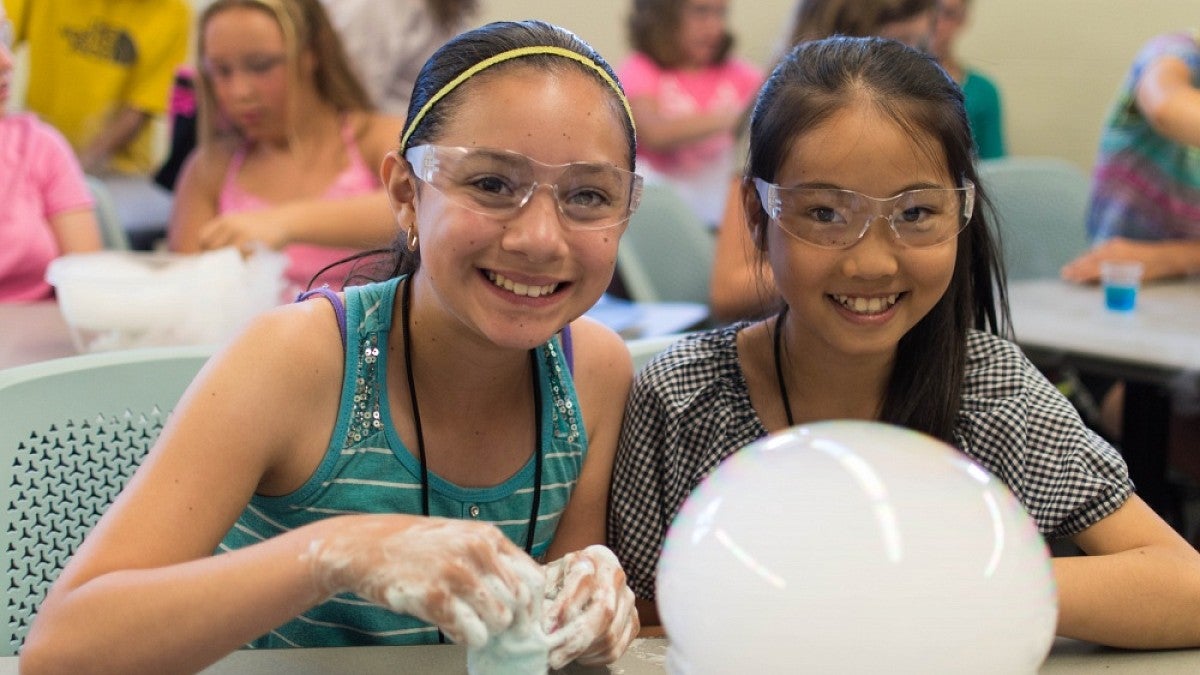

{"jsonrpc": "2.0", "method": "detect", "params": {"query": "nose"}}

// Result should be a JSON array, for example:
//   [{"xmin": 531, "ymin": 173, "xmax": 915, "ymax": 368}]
[
  {"xmin": 501, "ymin": 184, "xmax": 569, "ymax": 262},
  {"xmin": 219, "ymin": 69, "xmax": 257, "ymax": 103},
  {"xmin": 841, "ymin": 215, "xmax": 900, "ymax": 279}
]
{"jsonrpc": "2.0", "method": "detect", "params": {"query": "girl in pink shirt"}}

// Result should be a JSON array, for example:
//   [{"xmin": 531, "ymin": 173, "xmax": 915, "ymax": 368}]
[
  {"xmin": 619, "ymin": 0, "xmax": 762, "ymax": 227},
  {"xmin": 0, "ymin": 8, "xmax": 102, "ymax": 303}
]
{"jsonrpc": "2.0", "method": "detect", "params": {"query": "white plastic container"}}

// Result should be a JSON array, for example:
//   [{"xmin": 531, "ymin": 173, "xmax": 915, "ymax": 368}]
[{"xmin": 46, "ymin": 248, "xmax": 288, "ymax": 353}]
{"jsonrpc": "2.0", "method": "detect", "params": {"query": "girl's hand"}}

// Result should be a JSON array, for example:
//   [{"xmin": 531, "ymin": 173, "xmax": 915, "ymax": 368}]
[
  {"xmin": 304, "ymin": 517, "xmax": 545, "ymax": 648},
  {"xmin": 542, "ymin": 544, "xmax": 639, "ymax": 668},
  {"xmin": 1060, "ymin": 237, "xmax": 1182, "ymax": 284},
  {"xmin": 198, "ymin": 210, "xmax": 292, "ymax": 254}
]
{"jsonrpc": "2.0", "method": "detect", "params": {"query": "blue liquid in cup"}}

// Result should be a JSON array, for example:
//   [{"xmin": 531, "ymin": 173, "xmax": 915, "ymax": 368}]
[{"xmin": 1104, "ymin": 284, "xmax": 1137, "ymax": 311}]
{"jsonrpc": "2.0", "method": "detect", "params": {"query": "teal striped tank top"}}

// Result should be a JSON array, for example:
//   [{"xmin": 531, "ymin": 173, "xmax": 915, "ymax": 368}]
[{"xmin": 217, "ymin": 276, "xmax": 587, "ymax": 648}]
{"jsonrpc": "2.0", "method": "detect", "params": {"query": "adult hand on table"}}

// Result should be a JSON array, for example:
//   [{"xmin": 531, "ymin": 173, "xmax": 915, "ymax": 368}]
[
  {"xmin": 304, "ymin": 516, "xmax": 545, "ymax": 648},
  {"xmin": 542, "ymin": 544, "xmax": 639, "ymax": 669}
]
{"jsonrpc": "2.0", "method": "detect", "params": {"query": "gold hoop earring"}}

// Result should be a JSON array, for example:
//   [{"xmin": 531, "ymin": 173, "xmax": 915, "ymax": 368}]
[{"xmin": 406, "ymin": 226, "xmax": 419, "ymax": 252}]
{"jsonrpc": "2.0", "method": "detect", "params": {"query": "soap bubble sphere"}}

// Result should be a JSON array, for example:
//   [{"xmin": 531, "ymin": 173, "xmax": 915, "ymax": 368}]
[{"xmin": 656, "ymin": 421, "xmax": 1057, "ymax": 675}]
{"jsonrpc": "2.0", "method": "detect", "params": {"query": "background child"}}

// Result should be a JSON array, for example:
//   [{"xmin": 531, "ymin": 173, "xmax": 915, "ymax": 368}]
[
  {"xmin": 611, "ymin": 36, "xmax": 1200, "ymax": 647},
  {"xmin": 930, "ymin": 0, "xmax": 1006, "ymax": 159},
  {"xmin": 619, "ymin": 0, "xmax": 761, "ymax": 228},
  {"xmin": 0, "ymin": 5, "xmax": 102, "ymax": 303},
  {"xmin": 168, "ymin": 0, "xmax": 403, "ymax": 291},
  {"xmin": 21, "ymin": 20, "xmax": 639, "ymax": 673}
]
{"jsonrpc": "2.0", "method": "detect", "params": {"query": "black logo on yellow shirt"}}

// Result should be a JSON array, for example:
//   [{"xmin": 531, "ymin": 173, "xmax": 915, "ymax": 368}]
[{"xmin": 60, "ymin": 21, "xmax": 138, "ymax": 66}]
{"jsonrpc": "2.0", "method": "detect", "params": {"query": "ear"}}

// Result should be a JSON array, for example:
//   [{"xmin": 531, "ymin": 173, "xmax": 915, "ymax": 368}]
[
  {"xmin": 381, "ymin": 151, "xmax": 418, "ymax": 230},
  {"xmin": 741, "ymin": 178, "xmax": 769, "ymax": 252}
]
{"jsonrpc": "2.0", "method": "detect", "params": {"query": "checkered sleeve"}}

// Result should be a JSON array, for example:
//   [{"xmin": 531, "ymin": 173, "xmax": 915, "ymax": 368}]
[
  {"xmin": 608, "ymin": 326, "xmax": 764, "ymax": 601},
  {"xmin": 955, "ymin": 331, "xmax": 1133, "ymax": 538},
  {"xmin": 609, "ymin": 365, "xmax": 674, "ymax": 601}
]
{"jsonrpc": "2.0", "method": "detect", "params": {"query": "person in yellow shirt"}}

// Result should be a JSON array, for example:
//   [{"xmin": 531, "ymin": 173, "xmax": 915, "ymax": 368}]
[{"xmin": 5, "ymin": 0, "xmax": 190, "ymax": 175}]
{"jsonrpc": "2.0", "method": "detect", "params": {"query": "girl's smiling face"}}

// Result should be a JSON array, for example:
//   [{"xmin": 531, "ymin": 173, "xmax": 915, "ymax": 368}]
[
  {"xmin": 755, "ymin": 102, "xmax": 959, "ymax": 363},
  {"xmin": 386, "ymin": 64, "xmax": 632, "ymax": 351}
]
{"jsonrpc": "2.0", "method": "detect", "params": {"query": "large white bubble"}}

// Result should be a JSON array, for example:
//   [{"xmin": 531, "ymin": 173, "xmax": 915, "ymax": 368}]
[{"xmin": 656, "ymin": 420, "xmax": 1057, "ymax": 674}]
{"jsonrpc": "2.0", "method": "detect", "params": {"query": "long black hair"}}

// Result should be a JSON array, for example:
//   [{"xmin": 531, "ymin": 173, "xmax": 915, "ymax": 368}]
[{"xmin": 745, "ymin": 36, "xmax": 1010, "ymax": 442}]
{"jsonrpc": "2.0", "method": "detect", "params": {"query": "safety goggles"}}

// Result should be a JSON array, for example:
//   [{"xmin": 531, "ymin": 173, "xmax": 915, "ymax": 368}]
[
  {"xmin": 404, "ymin": 145, "xmax": 643, "ymax": 230},
  {"xmin": 753, "ymin": 177, "xmax": 975, "ymax": 249}
]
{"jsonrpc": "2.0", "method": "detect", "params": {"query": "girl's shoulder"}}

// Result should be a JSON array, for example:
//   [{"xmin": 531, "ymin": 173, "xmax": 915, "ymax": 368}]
[
  {"xmin": 635, "ymin": 325, "xmax": 745, "ymax": 395},
  {"xmin": 565, "ymin": 315, "xmax": 634, "ymax": 385}
]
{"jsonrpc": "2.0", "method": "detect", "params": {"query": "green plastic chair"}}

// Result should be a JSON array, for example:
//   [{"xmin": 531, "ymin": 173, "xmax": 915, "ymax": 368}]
[
  {"xmin": 83, "ymin": 174, "xmax": 131, "ymax": 251},
  {"xmin": 977, "ymin": 156, "xmax": 1091, "ymax": 281},
  {"xmin": 617, "ymin": 183, "xmax": 715, "ymax": 305},
  {"xmin": 0, "ymin": 345, "xmax": 212, "ymax": 655}
]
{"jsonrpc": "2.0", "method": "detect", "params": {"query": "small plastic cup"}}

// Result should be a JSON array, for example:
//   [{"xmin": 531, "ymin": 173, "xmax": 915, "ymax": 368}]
[{"xmin": 1100, "ymin": 260, "xmax": 1144, "ymax": 312}]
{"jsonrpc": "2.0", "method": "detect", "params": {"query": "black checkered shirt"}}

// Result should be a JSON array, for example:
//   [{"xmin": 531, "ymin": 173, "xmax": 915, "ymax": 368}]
[{"xmin": 608, "ymin": 324, "xmax": 1133, "ymax": 601}]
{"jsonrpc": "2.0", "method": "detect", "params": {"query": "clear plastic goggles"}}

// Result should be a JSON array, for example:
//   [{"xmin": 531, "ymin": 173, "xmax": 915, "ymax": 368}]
[
  {"xmin": 405, "ymin": 145, "xmax": 643, "ymax": 230},
  {"xmin": 753, "ymin": 177, "xmax": 975, "ymax": 249}
]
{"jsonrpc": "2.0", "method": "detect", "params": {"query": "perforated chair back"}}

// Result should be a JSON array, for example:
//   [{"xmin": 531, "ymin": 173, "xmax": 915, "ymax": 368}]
[
  {"xmin": 0, "ymin": 346, "xmax": 212, "ymax": 655},
  {"xmin": 83, "ymin": 174, "xmax": 131, "ymax": 251},
  {"xmin": 617, "ymin": 183, "xmax": 715, "ymax": 304},
  {"xmin": 977, "ymin": 156, "xmax": 1091, "ymax": 281}
]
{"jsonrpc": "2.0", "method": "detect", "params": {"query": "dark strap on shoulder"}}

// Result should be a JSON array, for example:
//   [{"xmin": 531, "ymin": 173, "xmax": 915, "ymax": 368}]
[
  {"xmin": 296, "ymin": 286, "xmax": 347, "ymax": 350},
  {"xmin": 560, "ymin": 324, "xmax": 573, "ymax": 375}
]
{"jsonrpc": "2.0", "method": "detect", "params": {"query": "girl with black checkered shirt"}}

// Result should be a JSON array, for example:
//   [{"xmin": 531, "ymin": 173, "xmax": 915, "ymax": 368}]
[{"xmin": 610, "ymin": 35, "xmax": 1200, "ymax": 648}]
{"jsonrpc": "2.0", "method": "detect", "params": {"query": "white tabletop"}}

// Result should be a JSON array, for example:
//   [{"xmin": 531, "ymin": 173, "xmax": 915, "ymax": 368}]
[
  {"xmin": 1008, "ymin": 277, "xmax": 1200, "ymax": 375},
  {"xmin": 3, "ymin": 637, "xmax": 1199, "ymax": 674}
]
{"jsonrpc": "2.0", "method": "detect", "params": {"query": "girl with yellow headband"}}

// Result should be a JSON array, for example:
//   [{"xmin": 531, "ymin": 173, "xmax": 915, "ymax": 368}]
[{"xmin": 23, "ymin": 20, "xmax": 640, "ymax": 673}]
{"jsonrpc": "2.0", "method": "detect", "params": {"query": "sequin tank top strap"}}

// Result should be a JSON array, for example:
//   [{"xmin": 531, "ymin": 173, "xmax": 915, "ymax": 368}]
[{"xmin": 341, "ymin": 277, "xmax": 401, "ymax": 447}]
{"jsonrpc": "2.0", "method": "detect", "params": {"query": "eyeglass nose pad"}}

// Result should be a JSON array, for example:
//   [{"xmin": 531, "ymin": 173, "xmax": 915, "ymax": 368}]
[
  {"xmin": 518, "ymin": 182, "xmax": 566, "ymax": 218},
  {"xmin": 860, "ymin": 212, "xmax": 897, "ymax": 241}
]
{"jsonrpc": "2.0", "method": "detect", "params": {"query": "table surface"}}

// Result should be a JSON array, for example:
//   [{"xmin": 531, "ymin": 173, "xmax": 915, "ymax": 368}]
[
  {"xmin": 0, "ymin": 297, "xmax": 708, "ymax": 372},
  {"xmin": 1008, "ymin": 277, "xmax": 1200, "ymax": 375},
  {"xmin": 0, "ymin": 302, "xmax": 75, "ymax": 371},
  {"xmin": 3, "ymin": 637, "xmax": 1200, "ymax": 673}
]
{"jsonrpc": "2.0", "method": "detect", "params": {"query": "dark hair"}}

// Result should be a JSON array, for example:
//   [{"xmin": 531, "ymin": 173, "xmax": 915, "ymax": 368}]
[
  {"xmin": 627, "ymin": 0, "xmax": 734, "ymax": 68},
  {"xmin": 745, "ymin": 35, "xmax": 1010, "ymax": 442},
  {"xmin": 337, "ymin": 20, "xmax": 635, "ymax": 286},
  {"xmin": 787, "ymin": 0, "xmax": 936, "ymax": 46}
]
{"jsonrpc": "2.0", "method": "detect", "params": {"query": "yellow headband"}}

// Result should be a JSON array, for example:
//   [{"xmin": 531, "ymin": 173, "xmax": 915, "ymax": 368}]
[{"xmin": 400, "ymin": 45, "xmax": 635, "ymax": 150}]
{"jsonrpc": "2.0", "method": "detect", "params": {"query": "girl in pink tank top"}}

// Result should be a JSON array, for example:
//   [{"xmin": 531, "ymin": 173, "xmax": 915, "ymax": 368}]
[
  {"xmin": 218, "ymin": 118, "xmax": 380, "ymax": 289},
  {"xmin": 167, "ymin": 0, "xmax": 403, "ymax": 292}
]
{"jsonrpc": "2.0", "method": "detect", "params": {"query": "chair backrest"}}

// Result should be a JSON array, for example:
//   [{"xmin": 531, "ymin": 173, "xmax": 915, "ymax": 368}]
[
  {"xmin": 0, "ymin": 346, "xmax": 212, "ymax": 655},
  {"xmin": 84, "ymin": 174, "xmax": 131, "ymax": 251},
  {"xmin": 977, "ymin": 156, "xmax": 1091, "ymax": 281},
  {"xmin": 617, "ymin": 183, "xmax": 715, "ymax": 305},
  {"xmin": 626, "ymin": 332, "xmax": 691, "ymax": 372}
]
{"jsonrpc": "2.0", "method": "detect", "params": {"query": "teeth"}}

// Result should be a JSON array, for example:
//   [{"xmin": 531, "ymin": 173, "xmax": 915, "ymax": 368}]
[
  {"xmin": 486, "ymin": 271, "xmax": 559, "ymax": 298},
  {"xmin": 833, "ymin": 293, "xmax": 899, "ymax": 315}
]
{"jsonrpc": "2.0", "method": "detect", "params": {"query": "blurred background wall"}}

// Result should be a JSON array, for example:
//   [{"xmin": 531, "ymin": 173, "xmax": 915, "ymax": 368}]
[{"xmin": 475, "ymin": 0, "xmax": 1197, "ymax": 173}]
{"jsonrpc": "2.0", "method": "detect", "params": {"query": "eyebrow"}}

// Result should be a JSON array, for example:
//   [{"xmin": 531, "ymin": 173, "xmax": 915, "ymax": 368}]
[{"xmin": 782, "ymin": 181, "xmax": 951, "ymax": 195}]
